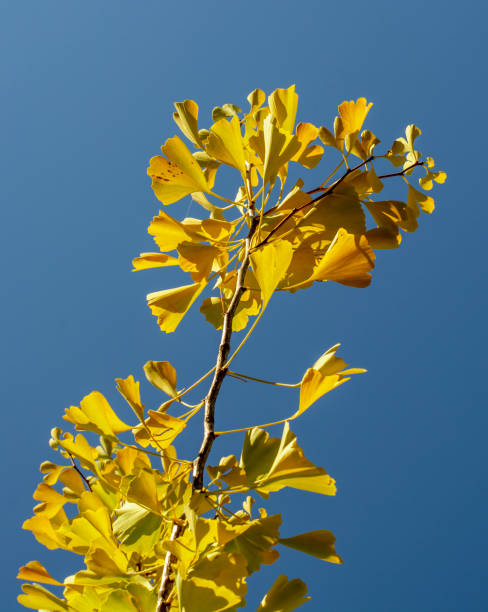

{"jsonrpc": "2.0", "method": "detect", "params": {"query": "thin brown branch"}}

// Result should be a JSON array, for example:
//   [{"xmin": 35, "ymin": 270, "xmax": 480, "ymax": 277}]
[
  {"xmin": 156, "ymin": 521, "xmax": 183, "ymax": 612},
  {"xmin": 377, "ymin": 160, "xmax": 424, "ymax": 179},
  {"xmin": 192, "ymin": 214, "xmax": 259, "ymax": 490},
  {"xmin": 155, "ymin": 213, "xmax": 259, "ymax": 612},
  {"xmin": 68, "ymin": 453, "xmax": 92, "ymax": 492},
  {"xmin": 254, "ymin": 156, "xmax": 374, "ymax": 249}
]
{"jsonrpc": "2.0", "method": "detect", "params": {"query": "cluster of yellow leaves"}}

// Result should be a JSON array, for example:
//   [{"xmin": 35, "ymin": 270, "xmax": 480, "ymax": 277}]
[
  {"xmin": 135, "ymin": 86, "xmax": 444, "ymax": 335},
  {"xmin": 19, "ymin": 368, "xmax": 342, "ymax": 611},
  {"xmin": 19, "ymin": 87, "xmax": 445, "ymax": 611}
]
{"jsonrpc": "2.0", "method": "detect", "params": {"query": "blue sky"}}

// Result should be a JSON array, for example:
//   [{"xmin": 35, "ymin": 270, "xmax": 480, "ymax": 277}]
[{"xmin": 2, "ymin": 1, "xmax": 487, "ymax": 610}]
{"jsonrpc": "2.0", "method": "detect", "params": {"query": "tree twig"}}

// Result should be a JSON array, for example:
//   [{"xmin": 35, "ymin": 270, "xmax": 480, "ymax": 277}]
[
  {"xmin": 68, "ymin": 453, "xmax": 92, "ymax": 492},
  {"xmin": 254, "ymin": 156, "xmax": 374, "ymax": 249},
  {"xmin": 155, "ymin": 213, "xmax": 259, "ymax": 611},
  {"xmin": 377, "ymin": 160, "xmax": 424, "ymax": 179},
  {"xmin": 156, "ymin": 521, "xmax": 183, "ymax": 612},
  {"xmin": 192, "ymin": 214, "xmax": 259, "ymax": 490}
]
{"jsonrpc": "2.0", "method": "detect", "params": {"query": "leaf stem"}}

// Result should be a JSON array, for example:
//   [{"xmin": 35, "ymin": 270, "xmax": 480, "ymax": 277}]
[{"xmin": 227, "ymin": 370, "xmax": 300, "ymax": 388}]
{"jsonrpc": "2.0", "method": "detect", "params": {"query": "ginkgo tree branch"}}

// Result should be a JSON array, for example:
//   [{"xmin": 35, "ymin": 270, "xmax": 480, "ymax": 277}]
[
  {"xmin": 254, "ymin": 155, "xmax": 375, "ymax": 249},
  {"xmin": 377, "ymin": 159, "xmax": 424, "ymax": 179},
  {"xmin": 67, "ymin": 452, "xmax": 92, "ymax": 492},
  {"xmin": 192, "ymin": 213, "xmax": 260, "ymax": 490},
  {"xmin": 156, "ymin": 212, "xmax": 260, "ymax": 612},
  {"xmin": 156, "ymin": 521, "xmax": 183, "ymax": 612}
]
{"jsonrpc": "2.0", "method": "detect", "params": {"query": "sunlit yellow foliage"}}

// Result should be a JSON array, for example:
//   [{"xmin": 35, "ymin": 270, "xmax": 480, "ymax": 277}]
[{"xmin": 19, "ymin": 86, "xmax": 444, "ymax": 611}]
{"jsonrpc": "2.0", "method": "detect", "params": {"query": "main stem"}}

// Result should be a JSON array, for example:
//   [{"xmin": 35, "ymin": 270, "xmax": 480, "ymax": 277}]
[
  {"xmin": 156, "ymin": 214, "xmax": 258, "ymax": 611},
  {"xmin": 193, "ymin": 213, "xmax": 259, "ymax": 490}
]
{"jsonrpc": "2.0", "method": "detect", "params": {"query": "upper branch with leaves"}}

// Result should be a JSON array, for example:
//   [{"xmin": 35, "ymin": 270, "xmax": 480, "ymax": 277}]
[{"xmin": 18, "ymin": 86, "xmax": 445, "ymax": 612}]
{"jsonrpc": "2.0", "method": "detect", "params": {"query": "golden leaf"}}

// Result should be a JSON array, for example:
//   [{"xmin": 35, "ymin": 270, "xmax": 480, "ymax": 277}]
[
  {"xmin": 147, "ymin": 281, "xmax": 206, "ymax": 333},
  {"xmin": 63, "ymin": 391, "xmax": 132, "ymax": 438},
  {"xmin": 17, "ymin": 561, "xmax": 62, "ymax": 586}
]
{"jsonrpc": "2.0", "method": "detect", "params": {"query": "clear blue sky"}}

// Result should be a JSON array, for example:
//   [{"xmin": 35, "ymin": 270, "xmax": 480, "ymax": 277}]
[{"xmin": 2, "ymin": 1, "xmax": 487, "ymax": 610}]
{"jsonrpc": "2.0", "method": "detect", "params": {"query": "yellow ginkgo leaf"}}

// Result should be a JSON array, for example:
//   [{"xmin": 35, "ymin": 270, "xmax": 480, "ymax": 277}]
[
  {"xmin": 279, "ymin": 530, "xmax": 343, "ymax": 564},
  {"xmin": 298, "ymin": 369, "xmax": 345, "ymax": 416},
  {"xmin": 247, "ymin": 88, "xmax": 266, "ymax": 112},
  {"xmin": 32, "ymin": 483, "xmax": 66, "ymax": 519},
  {"xmin": 18, "ymin": 584, "xmax": 68, "ymax": 611},
  {"xmin": 147, "ymin": 281, "xmax": 206, "ymax": 333},
  {"xmin": 132, "ymin": 252, "xmax": 180, "ymax": 271},
  {"xmin": 148, "ymin": 210, "xmax": 197, "ymax": 252},
  {"xmin": 225, "ymin": 514, "xmax": 281, "ymax": 573},
  {"xmin": 241, "ymin": 424, "xmax": 336, "ymax": 496},
  {"xmin": 251, "ymin": 240, "xmax": 293, "ymax": 306},
  {"xmin": 297, "ymin": 344, "xmax": 365, "ymax": 416},
  {"xmin": 39, "ymin": 462, "xmax": 66, "ymax": 486},
  {"xmin": 116, "ymin": 375, "xmax": 144, "ymax": 421},
  {"xmin": 63, "ymin": 391, "xmax": 132, "ymax": 438},
  {"xmin": 310, "ymin": 228, "xmax": 375, "ymax": 288},
  {"xmin": 365, "ymin": 200, "xmax": 411, "ymax": 237},
  {"xmin": 22, "ymin": 509, "xmax": 69, "ymax": 551},
  {"xmin": 257, "ymin": 575, "xmax": 310, "ymax": 612},
  {"xmin": 318, "ymin": 125, "xmax": 338, "ymax": 149},
  {"xmin": 178, "ymin": 551, "xmax": 248, "ymax": 612},
  {"xmin": 407, "ymin": 183, "xmax": 435, "ymax": 216},
  {"xmin": 173, "ymin": 99, "xmax": 202, "ymax": 147},
  {"xmin": 292, "ymin": 122, "xmax": 324, "ymax": 169},
  {"xmin": 125, "ymin": 469, "xmax": 161, "ymax": 514},
  {"xmin": 261, "ymin": 115, "xmax": 301, "ymax": 186},
  {"xmin": 148, "ymin": 136, "xmax": 210, "ymax": 205},
  {"xmin": 205, "ymin": 115, "xmax": 247, "ymax": 177},
  {"xmin": 269, "ymin": 85, "xmax": 299, "ymax": 134},
  {"xmin": 337, "ymin": 98, "xmax": 373, "ymax": 137},
  {"xmin": 178, "ymin": 242, "xmax": 221, "ymax": 282},
  {"xmin": 143, "ymin": 361, "xmax": 177, "ymax": 398},
  {"xmin": 133, "ymin": 410, "xmax": 186, "ymax": 450},
  {"xmin": 300, "ymin": 193, "xmax": 366, "ymax": 240},
  {"xmin": 17, "ymin": 561, "xmax": 63, "ymax": 586},
  {"xmin": 58, "ymin": 467, "xmax": 86, "ymax": 497}
]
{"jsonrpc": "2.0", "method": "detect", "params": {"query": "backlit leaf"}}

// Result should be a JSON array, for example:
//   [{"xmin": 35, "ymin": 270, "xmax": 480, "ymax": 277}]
[
  {"xmin": 173, "ymin": 99, "xmax": 202, "ymax": 147},
  {"xmin": 113, "ymin": 502, "xmax": 163, "ymax": 555},
  {"xmin": 292, "ymin": 122, "xmax": 324, "ymax": 169},
  {"xmin": 18, "ymin": 584, "xmax": 68, "ymax": 611},
  {"xmin": 251, "ymin": 241, "xmax": 293, "ymax": 306},
  {"xmin": 133, "ymin": 409, "xmax": 186, "ymax": 450},
  {"xmin": 132, "ymin": 252, "xmax": 179, "ymax": 271},
  {"xmin": 261, "ymin": 115, "xmax": 301, "ymax": 186},
  {"xmin": 148, "ymin": 210, "xmax": 196, "ymax": 252},
  {"xmin": 256, "ymin": 575, "xmax": 310, "ymax": 612},
  {"xmin": 241, "ymin": 424, "xmax": 336, "ymax": 496},
  {"xmin": 63, "ymin": 391, "xmax": 132, "ymax": 438},
  {"xmin": 297, "ymin": 344, "xmax": 365, "ymax": 416},
  {"xmin": 143, "ymin": 360, "xmax": 177, "ymax": 397},
  {"xmin": 147, "ymin": 281, "xmax": 206, "ymax": 333},
  {"xmin": 206, "ymin": 115, "xmax": 247, "ymax": 177},
  {"xmin": 337, "ymin": 98, "xmax": 373, "ymax": 138},
  {"xmin": 116, "ymin": 375, "xmax": 145, "ymax": 421},
  {"xmin": 279, "ymin": 530, "xmax": 343, "ymax": 564},
  {"xmin": 148, "ymin": 136, "xmax": 210, "ymax": 205},
  {"xmin": 177, "ymin": 551, "xmax": 248, "ymax": 612},
  {"xmin": 225, "ymin": 514, "xmax": 281, "ymax": 573},
  {"xmin": 22, "ymin": 509, "xmax": 69, "ymax": 550},
  {"xmin": 310, "ymin": 228, "xmax": 375, "ymax": 288},
  {"xmin": 178, "ymin": 242, "xmax": 222, "ymax": 282},
  {"xmin": 269, "ymin": 85, "xmax": 298, "ymax": 134},
  {"xmin": 17, "ymin": 561, "xmax": 62, "ymax": 586}
]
